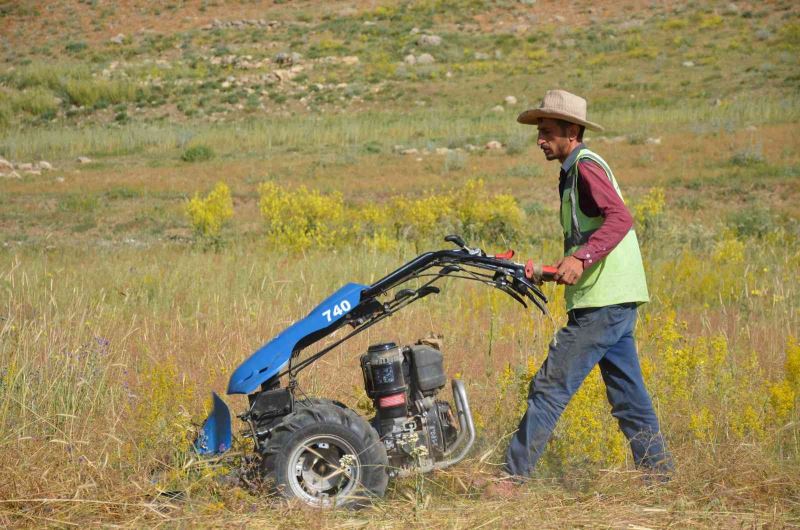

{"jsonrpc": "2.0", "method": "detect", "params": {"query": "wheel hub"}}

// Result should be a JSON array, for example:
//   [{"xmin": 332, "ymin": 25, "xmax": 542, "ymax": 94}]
[{"xmin": 287, "ymin": 434, "xmax": 360, "ymax": 505}]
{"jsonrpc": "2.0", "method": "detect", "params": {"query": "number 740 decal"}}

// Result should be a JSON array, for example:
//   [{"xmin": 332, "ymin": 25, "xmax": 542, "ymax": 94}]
[{"xmin": 322, "ymin": 300, "xmax": 352, "ymax": 322}]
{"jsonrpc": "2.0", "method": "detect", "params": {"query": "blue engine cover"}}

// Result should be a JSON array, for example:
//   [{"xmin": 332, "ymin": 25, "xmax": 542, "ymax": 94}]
[{"xmin": 227, "ymin": 282, "xmax": 369, "ymax": 395}]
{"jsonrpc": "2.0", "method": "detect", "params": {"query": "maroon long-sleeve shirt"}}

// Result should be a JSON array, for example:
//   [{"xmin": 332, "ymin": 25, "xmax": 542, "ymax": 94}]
[{"xmin": 559, "ymin": 152, "xmax": 633, "ymax": 267}]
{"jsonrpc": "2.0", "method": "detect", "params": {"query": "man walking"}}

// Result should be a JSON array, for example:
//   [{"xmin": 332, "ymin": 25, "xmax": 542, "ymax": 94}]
[{"xmin": 503, "ymin": 89, "xmax": 672, "ymax": 481}]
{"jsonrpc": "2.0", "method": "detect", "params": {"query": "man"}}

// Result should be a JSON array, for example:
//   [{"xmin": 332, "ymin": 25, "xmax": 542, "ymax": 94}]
[{"xmin": 502, "ymin": 89, "xmax": 672, "ymax": 483}]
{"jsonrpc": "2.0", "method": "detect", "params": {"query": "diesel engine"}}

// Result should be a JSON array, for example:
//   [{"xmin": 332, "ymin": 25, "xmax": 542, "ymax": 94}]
[{"xmin": 360, "ymin": 339, "xmax": 475, "ymax": 475}]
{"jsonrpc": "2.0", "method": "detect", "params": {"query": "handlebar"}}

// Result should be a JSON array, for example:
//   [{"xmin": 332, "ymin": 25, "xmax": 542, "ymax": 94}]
[
  {"xmin": 284, "ymin": 235, "xmax": 553, "ymax": 378},
  {"xmin": 362, "ymin": 234, "xmax": 555, "ymax": 314}
]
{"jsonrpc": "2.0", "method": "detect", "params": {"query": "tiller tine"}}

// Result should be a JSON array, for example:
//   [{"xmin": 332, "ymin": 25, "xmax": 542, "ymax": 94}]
[{"xmin": 193, "ymin": 392, "xmax": 232, "ymax": 455}]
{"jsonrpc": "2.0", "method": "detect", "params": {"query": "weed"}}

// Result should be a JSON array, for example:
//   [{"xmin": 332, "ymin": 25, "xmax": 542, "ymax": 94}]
[
  {"xmin": 181, "ymin": 144, "xmax": 215, "ymax": 162},
  {"xmin": 362, "ymin": 140, "xmax": 383, "ymax": 154},
  {"xmin": 727, "ymin": 205, "xmax": 775, "ymax": 237},
  {"xmin": 730, "ymin": 150, "xmax": 766, "ymax": 166},
  {"xmin": 65, "ymin": 41, "xmax": 88, "ymax": 54}
]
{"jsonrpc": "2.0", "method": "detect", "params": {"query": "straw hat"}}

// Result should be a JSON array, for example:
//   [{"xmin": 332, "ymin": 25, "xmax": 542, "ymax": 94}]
[{"xmin": 517, "ymin": 89, "xmax": 604, "ymax": 131}]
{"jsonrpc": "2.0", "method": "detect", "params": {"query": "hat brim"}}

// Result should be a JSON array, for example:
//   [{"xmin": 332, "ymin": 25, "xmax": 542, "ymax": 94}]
[{"xmin": 517, "ymin": 109, "xmax": 604, "ymax": 131}]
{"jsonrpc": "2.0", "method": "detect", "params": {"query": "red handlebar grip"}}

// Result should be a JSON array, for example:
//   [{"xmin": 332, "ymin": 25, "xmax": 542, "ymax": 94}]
[
  {"xmin": 494, "ymin": 249, "xmax": 515, "ymax": 260},
  {"xmin": 541, "ymin": 266, "xmax": 558, "ymax": 280},
  {"xmin": 525, "ymin": 260, "xmax": 558, "ymax": 282}
]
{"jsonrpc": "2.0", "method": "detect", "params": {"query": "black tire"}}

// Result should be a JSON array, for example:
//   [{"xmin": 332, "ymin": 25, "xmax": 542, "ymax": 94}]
[{"xmin": 260, "ymin": 399, "xmax": 389, "ymax": 508}]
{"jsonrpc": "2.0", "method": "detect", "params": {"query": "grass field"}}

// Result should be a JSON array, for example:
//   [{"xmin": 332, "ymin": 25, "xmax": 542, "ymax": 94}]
[{"xmin": 1, "ymin": 0, "xmax": 799, "ymax": 527}]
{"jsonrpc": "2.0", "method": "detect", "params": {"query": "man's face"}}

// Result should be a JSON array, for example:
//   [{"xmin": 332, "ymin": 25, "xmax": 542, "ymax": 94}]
[{"xmin": 536, "ymin": 118, "xmax": 573, "ymax": 161}]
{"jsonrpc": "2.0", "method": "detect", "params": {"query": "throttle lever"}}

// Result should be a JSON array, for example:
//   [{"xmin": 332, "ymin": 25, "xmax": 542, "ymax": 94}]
[{"xmin": 494, "ymin": 249, "xmax": 515, "ymax": 260}]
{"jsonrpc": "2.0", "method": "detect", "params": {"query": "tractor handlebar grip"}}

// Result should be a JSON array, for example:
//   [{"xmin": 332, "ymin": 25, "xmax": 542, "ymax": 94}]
[{"xmin": 525, "ymin": 260, "xmax": 558, "ymax": 282}]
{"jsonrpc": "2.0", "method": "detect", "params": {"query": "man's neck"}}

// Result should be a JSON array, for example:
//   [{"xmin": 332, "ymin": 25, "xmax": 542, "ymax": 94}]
[
  {"xmin": 558, "ymin": 141, "xmax": 582, "ymax": 164},
  {"xmin": 559, "ymin": 141, "xmax": 585, "ymax": 171}
]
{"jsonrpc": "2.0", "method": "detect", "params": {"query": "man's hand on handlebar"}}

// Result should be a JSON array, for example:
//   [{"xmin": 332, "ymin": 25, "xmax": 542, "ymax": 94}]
[{"xmin": 553, "ymin": 255, "xmax": 585, "ymax": 285}]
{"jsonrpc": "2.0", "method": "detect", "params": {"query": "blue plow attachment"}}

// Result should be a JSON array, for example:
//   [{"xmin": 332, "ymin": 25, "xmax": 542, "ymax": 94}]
[{"xmin": 194, "ymin": 392, "xmax": 232, "ymax": 455}]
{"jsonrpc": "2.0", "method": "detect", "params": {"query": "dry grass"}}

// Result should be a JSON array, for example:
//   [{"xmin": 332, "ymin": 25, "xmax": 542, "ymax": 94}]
[
  {"xmin": 0, "ymin": 233, "xmax": 798, "ymax": 526},
  {"xmin": 1, "ymin": 0, "xmax": 800, "ymax": 527}
]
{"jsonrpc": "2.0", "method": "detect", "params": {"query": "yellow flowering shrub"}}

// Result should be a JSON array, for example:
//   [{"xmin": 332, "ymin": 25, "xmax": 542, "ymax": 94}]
[
  {"xmin": 632, "ymin": 186, "xmax": 665, "ymax": 241},
  {"xmin": 638, "ymin": 312, "xmax": 775, "ymax": 444},
  {"xmin": 134, "ymin": 361, "xmax": 195, "ymax": 456},
  {"xmin": 712, "ymin": 235, "xmax": 746, "ymax": 265},
  {"xmin": 258, "ymin": 182, "xmax": 351, "ymax": 251},
  {"xmin": 548, "ymin": 367, "xmax": 628, "ymax": 468},
  {"xmin": 769, "ymin": 381, "xmax": 795, "ymax": 424},
  {"xmin": 657, "ymin": 238, "xmax": 755, "ymax": 307},
  {"xmin": 185, "ymin": 181, "xmax": 234, "ymax": 244},
  {"xmin": 391, "ymin": 194, "xmax": 455, "ymax": 244},
  {"xmin": 363, "ymin": 229, "xmax": 399, "ymax": 252},
  {"xmin": 495, "ymin": 357, "xmax": 627, "ymax": 472},
  {"xmin": 452, "ymin": 179, "xmax": 525, "ymax": 242},
  {"xmin": 768, "ymin": 337, "xmax": 800, "ymax": 424},
  {"xmin": 786, "ymin": 337, "xmax": 800, "ymax": 389},
  {"xmin": 257, "ymin": 179, "xmax": 526, "ymax": 251},
  {"xmin": 689, "ymin": 407, "xmax": 714, "ymax": 443},
  {"xmin": 729, "ymin": 404, "xmax": 765, "ymax": 440}
]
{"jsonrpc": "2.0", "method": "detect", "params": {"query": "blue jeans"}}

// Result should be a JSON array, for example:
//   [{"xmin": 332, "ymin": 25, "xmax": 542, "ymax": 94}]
[{"xmin": 505, "ymin": 303, "xmax": 672, "ymax": 477}]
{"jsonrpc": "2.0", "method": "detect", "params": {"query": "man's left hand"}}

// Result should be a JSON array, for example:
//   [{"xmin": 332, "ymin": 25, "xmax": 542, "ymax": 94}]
[{"xmin": 554, "ymin": 256, "xmax": 584, "ymax": 285}]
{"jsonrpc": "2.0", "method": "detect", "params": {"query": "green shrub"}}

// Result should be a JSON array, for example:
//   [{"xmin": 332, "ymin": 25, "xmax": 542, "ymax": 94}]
[
  {"xmin": 727, "ymin": 205, "xmax": 775, "ymax": 238},
  {"xmin": 181, "ymin": 145, "xmax": 215, "ymax": 162},
  {"xmin": 65, "ymin": 41, "xmax": 88, "ymax": 54},
  {"xmin": 730, "ymin": 150, "xmax": 765, "ymax": 166},
  {"xmin": 362, "ymin": 140, "xmax": 383, "ymax": 154},
  {"xmin": 12, "ymin": 87, "xmax": 58, "ymax": 117},
  {"xmin": 8, "ymin": 61, "xmax": 91, "ymax": 91},
  {"xmin": 779, "ymin": 22, "xmax": 800, "ymax": 48},
  {"xmin": 63, "ymin": 78, "xmax": 142, "ymax": 107},
  {"xmin": 105, "ymin": 187, "xmax": 142, "ymax": 200},
  {"xmin": 58, "ymin": 194, "xmax": 99, "ymax": 213}
]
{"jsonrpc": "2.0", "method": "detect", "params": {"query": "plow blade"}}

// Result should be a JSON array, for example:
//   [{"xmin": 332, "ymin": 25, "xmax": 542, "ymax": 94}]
[{"xmin": 194, "ymin": 392, "xmax": 232, "ymax": 455}]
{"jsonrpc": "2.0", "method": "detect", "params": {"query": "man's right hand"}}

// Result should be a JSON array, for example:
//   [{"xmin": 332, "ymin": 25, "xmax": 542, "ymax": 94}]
[{"xmin": 553, "ymin": 255, "xmax": 585, "ymax": 285}]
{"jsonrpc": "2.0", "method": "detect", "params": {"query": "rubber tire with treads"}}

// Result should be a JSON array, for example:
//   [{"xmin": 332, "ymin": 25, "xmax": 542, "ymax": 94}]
[{"xmin": 260, "ymin": 399, "xmax": 388, "ymax": 508}]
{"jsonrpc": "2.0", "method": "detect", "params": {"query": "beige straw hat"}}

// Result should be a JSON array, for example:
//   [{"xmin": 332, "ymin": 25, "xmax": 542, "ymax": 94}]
[{"xmin": 517, "ymin": 89, "xmax": 604, "ymax": 131}]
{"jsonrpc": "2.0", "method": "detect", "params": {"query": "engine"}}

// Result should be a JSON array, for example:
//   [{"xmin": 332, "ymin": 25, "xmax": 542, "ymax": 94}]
[{"xmin": 360, "ymin": 339, "xmax": 469, "ymax": 475}]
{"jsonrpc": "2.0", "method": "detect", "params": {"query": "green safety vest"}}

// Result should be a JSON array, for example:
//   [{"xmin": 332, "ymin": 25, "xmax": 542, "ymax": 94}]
[{"xmin": 561, "ymin": 147, "xmax": 649, "ymax": 311}]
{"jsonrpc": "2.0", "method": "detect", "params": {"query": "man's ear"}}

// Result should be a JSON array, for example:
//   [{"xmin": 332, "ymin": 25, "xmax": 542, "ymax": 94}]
[{"xmin": 568, "ymin": 123, "xmax": 580, "ymax": 141}]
